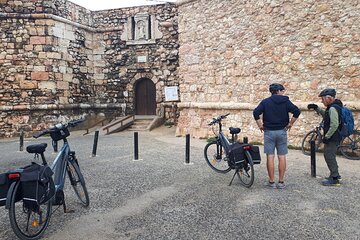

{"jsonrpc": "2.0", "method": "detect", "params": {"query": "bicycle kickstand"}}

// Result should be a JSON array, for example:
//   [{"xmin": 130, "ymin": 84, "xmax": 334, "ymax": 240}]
[
  {"xmin": 63, "ymin": 199, "xmax": 75, "ymax": 214},
  {"xmin": 229, "ymin": 169, "xmax": 240, "ymax": 186}
]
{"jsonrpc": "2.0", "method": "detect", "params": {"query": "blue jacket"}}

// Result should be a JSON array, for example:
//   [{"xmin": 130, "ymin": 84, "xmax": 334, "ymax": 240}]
[{"xmin": 253, "ymin": 95, "xmax": 301, "ymax": 130}]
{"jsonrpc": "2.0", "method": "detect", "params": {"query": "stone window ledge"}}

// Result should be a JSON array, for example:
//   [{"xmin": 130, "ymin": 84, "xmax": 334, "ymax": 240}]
[
  {"xmin": 126, "ymin": 39, "xmax": 156, "ymax": 45},
  {"xmin": 178, "ymin": 101, "xmax": 360, "ymax": 111}
]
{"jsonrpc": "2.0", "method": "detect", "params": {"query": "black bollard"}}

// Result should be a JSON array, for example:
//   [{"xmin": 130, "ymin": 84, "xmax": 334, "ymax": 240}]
[
  {"xmin": 92, "ymin": 130, "xmax": 99, "ymax": 157},
  {"xmin": 243, "ymin": 136, "xmax": 248, "ymax": 144},
  {"xmin": 134, "ymin": 132, "xmax": 139, "ymax": 160},
  {"xmin": 185, "ymin": 134, "xmax": 190, "ymax": 164},
  {"xmin": 53, "ymin": 140, "xmax": 58, "ymax": 153},
  {"xmin": 19, "ymin": 129, "xmax": 24, "ymax": 152},
  {"xmin": 310, "ymin": 140, "xmax": 316, "ymax": 177}
]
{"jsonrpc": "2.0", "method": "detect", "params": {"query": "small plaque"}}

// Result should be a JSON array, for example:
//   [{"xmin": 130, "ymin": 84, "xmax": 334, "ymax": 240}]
[
  {"xmin": 137, "ymin": 55, "xmax": 147, "ymax": 63},
  {"xmin": 165, "ymin": 86, "xmax": 179, "ymax": 101}
]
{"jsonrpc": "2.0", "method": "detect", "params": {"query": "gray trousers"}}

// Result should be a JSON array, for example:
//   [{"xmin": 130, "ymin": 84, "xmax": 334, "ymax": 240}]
[{"xmin": 323, "ymin": 141, "xmax": 340, "ymax": 178}]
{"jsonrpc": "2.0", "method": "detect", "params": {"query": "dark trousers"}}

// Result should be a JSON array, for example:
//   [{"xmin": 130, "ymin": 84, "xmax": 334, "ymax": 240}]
[{"xmin": 323, "ymin": 141, "xmax": 340, "ymax": 178}]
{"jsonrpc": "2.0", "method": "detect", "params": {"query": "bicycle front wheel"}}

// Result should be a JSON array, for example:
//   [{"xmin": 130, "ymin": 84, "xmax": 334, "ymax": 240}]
[
  {"xmin": 9, "ymin": 181, "xmax": 52, "ymax": 240},
  {"xmin": 301, "ymin": 130, "xmax": 321, "ymax": 156},
  {"xmin": 238, "ymin": 153, "xmax": 254, "ymax": 188},
  {"xmin": 67, "ymin": 159, "xmax": 90, "ymax": 207},
  {"xmin": 338, "ymin": 132, "xmax": 360, "ymax": 160},
  {"xmin": 204, "ymin": 141, "xmax": 231, "ymax": 173}
]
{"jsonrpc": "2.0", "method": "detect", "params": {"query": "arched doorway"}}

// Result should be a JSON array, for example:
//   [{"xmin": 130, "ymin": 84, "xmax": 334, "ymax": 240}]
[{"xmin": 135, "ymin": 78, "xmax": 156, "ymax": 115}]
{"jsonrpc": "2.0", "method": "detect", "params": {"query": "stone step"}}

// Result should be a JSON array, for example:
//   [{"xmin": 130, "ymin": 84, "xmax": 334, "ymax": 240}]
[{"xmin": 126, "ymin": 118, "xmax": 154, "ymax": 131}]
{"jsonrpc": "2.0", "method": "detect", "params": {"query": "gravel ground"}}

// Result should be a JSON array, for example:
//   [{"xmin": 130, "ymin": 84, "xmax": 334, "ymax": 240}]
[{"xmin": 1, "ymin": 126, "xmax": 360, "ymax": 240}]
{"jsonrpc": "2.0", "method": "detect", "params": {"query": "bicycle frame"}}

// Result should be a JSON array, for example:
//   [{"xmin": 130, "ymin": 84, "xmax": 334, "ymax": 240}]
[
  {"xmin": 212, "ymin": 117, "xmax": 254, "ymax": 166},
  {"xmin": 218, "ymin": 132, "xmax": 231, "ymax": 153},
  {"xmin": 51, "ymin": 140, "xmax": 71, "ymax": 191}
]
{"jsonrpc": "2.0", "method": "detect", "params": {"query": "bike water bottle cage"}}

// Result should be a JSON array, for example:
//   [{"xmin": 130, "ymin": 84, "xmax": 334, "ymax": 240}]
[{"xmin": 26, "ymin": 143, "xmax": 47, "ymax": 154}]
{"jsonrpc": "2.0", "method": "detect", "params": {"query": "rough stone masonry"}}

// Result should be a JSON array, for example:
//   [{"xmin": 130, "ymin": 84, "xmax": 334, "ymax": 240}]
[
  {"xmin": 0, "ymin": 0, "xmax": 179, "ymax": 137},
  {"xmin": 175, "ymin": 0, "xmax": 360, "ymax": 147}
]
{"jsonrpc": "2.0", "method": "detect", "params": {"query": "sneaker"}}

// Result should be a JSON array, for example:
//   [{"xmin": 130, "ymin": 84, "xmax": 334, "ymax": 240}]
[
  {"xmin": 265, "ymin": 181, "xmax": 277, "ymax": 189},
  {"xmin": 277, "ymin": 182, "xmax": 286, "ymax": 189},
  {"xmin": 321, "ymin": 178, "xmax": 341, "ymax": 186},
  {"xmin": 325, "ymin": 175, "xmax": 342, "ymax": 182}
]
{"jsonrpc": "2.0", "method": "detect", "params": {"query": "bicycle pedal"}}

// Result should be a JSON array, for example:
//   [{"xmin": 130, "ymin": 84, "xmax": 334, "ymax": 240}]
[{"xmin": 65, "ymin": 209, "xmax": 75, "ymax": 213}]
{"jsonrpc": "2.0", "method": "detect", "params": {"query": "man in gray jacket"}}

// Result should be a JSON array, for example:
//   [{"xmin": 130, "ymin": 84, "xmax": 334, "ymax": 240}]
[{"xmin": 308, "ymin": 88, "xmax": 342, "ymax": 186}]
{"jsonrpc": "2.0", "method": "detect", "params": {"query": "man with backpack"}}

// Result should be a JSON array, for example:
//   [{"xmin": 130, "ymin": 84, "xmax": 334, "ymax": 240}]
[{"xmin": 307, "ymin": 88, "xmax": 343, "ymax": 186}]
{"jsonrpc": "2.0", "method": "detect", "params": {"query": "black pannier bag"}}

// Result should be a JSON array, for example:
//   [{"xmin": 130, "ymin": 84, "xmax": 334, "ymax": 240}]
[
  {"xmin": 50, "ymin": 128, "xmax": 70, "ymax": 141},
  {"xmin": 20, "ymin": 163, "xmax": 55, "ymax": 211},
  {"xmin": 0, "ymin": 173, "xmax": 9, "ymax": 206},
  {"xmin": 249, "ymin": 145, "xmax": 261, "ymax": 165},
  {"xmin": 228, "ymin": 143, "xmax": 245, "ymax": 169}
]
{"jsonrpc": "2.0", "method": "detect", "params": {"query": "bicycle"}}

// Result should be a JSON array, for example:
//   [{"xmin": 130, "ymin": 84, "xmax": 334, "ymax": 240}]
[
  {"xmin": 5, "ymin": 119, "xmax": 90, "ymax": 240},
  {"xmin": 338, "ymin": 129, "xmax": 360, "ymax": 160},
  {"xmin": 301, "ymin": 121, "xmax": 360, "ymax": 160},
  {"xmin": 301, "ymin": 121, "xmax": 324, "ymax": 156},
  {"xmin": 204, "ymin": 113, "xmax": 261, "ymax": 187}
]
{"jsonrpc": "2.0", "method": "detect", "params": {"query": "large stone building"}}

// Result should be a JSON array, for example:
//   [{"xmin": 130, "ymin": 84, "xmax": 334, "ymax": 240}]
[
  {"xmin": 175, "ymin": 0, "xmax": 360, "ymax": 146},
  {"xmin": 0, "ymin": 0, "xmax": 179, "ymax": 137},
  {"xmin": 1, "ymin": 0, "xmax": 359, "ymax": 148}
]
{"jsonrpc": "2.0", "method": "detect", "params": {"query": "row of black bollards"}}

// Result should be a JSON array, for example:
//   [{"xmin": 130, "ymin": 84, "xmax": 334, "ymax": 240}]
[
  {"xmin": 18, "ymin": 128, "xmax": 319, "ymax": 176},
  {"xmin": 132, "ymin": 132, "xmax": 191, "ymax": 164},
  {"xmin": 19, "ymin": 129, "xmax": 192, "ymax": 164}
]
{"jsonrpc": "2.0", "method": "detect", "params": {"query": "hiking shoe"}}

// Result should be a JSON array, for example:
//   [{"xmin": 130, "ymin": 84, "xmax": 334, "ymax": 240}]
[
  {"xmin": 321, "ymin": 178, "xmax": 341, "ymax": 186},
  {"xmin": 277, "ymin": 182, "xmax": 286, "ymax": 189},
  {"xmin": 265, "ymin": 181, "xmax": 277, "ymax": 189}
]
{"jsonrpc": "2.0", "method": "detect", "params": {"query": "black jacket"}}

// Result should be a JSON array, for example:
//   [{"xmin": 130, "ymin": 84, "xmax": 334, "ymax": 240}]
[
  {"xmin": 323, "ymin": 99, "xmax": 343, "ymax": 142},
  {"xmin": 253, "ymin": 95, "xmax": 301, "ymax": 130}
]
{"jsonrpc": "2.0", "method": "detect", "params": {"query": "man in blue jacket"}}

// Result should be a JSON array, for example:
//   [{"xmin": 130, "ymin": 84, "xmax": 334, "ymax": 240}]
[{"xmin": 253, "ymin": 83, "xmax": 301, "ymax": 189}]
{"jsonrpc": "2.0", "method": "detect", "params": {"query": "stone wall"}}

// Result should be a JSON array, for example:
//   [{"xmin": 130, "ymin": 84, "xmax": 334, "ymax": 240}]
[
  {"xmin": 0, "ymin": 0, "xmax": 179, "ymax": 137},
  {"xmin": 176, "ymin": 0, "xmax": 360, "ymax": 146}
]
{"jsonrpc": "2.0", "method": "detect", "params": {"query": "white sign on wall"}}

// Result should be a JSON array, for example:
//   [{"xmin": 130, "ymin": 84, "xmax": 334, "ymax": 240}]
[
  {"xmin": 137, "ymin": 55, "xmax": 147, "ymax": 63},
  {"xmin": 164, "ymin": 86, "xmax": 179, "ymax": 101}
]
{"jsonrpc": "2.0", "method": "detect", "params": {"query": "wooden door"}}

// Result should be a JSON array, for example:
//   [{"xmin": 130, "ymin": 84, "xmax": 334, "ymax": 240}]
[{"xmin": 135, "ymin": 79, "xmax": 156, "ymax": 115}]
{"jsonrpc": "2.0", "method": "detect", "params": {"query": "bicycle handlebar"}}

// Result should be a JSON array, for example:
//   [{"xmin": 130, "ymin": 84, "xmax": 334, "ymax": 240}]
[
  {"xmin": 33, "ymin": 119, "xmax": 84, "ymax": 139},
  {"xmin": 208, "ymin": 113, "xmax": 230, "ymax": 126}
]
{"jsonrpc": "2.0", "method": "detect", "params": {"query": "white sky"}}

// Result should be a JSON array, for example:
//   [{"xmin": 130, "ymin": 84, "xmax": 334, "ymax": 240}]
[{"xmin": 69, "ymin": 0, "xmax": 176, "ymax": 11}]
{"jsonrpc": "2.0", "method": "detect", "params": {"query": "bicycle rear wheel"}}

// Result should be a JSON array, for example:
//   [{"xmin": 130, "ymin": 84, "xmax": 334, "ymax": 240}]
[
  {"xmin": 338, "ymin": 131, "xmax": 360, "ymax": 160},
  {"xmin": 67, "ymin": 159, "xmax": 90, "ymax": 207},
  {"xmin": 204, "ymin": 141, "xmax": 231, "ymax": 173},
  {"xmin": 238, "ymin": 154, "xmax": 254, "ymax": 188},
  {"xmin": 301, "ymin": 130, "xmax": 321, "ymax": 156},
  {"xmin": 9, "ymin": 181, "xmax": 52, "ymax": 240}
]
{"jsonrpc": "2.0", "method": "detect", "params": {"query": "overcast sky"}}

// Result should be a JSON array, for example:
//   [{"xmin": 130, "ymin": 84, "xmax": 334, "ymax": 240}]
[{"xmin": 69, "ymin": 0, "xmax": 176, "ymax": 11}]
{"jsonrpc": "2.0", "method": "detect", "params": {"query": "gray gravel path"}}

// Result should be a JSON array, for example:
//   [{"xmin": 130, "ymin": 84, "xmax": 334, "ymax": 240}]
[{"xmin": 1, "ymin": 126, "xmax": 360, "ymax": 240}]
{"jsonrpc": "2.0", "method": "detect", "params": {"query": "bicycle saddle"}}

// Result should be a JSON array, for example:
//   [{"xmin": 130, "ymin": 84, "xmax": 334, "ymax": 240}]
[
  {"xmin": 229, "ymin": 127, "xmax": 241, "ymax": 134},
  {"xmin": 26, "ymin": 143, "xmax": 47, "ymax": 154}
]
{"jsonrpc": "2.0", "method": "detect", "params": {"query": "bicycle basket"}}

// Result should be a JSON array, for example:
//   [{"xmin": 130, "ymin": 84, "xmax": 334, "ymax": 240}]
[
  {"xmin": 50, "ymin": 128, "xmax": 70, "ymax": 141},
  {"xmin": 249, "ymin": 145, "xmax": 261, "ymax": 165},
  {"xmin": 20, "ymin": 163, "xmax": 55, "ymax": 212},
  {"xmin": 228, "ymin": 143, "xmax": 245, "ymax": 169},
  {"xmin": 0, "ymin": 173, "xmax": 9, "ymax": 206}
]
